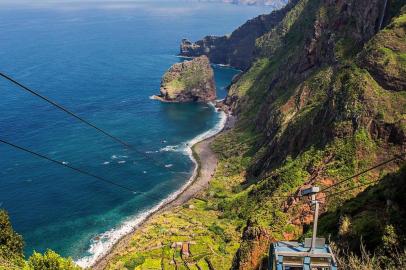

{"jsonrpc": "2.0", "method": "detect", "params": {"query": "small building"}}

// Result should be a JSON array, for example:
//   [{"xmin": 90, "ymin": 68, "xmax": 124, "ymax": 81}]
[{"xmin": 181, "ymin": 242, "xmax": 190, "ymax": 258}]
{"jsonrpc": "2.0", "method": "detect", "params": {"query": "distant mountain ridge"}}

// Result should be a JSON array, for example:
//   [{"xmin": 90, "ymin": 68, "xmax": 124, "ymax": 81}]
[{"xmin": 198, "ymin": 0, "xmax": 288, "ymax": 8}]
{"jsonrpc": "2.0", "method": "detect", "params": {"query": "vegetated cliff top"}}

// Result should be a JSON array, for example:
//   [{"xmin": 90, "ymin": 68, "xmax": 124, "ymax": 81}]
[{"xmin": 158, "ymin": 55, "xmax": 216, "ymax": 102}]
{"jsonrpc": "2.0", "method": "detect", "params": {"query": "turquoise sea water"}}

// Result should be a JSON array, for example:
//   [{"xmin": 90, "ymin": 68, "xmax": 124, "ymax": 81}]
[{"xmin": 0, "ymin": 0, "xmax": 272, "ymax": 266}]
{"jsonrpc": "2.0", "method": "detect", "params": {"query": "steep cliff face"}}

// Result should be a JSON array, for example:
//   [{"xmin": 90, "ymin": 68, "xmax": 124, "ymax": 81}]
[
  {"xmin": 230, "ymin": 0, "xmax": 405, "ymax": 176},
  {"xmin": 232, "ymin": 222, "xmax": 271, "ymax": 270},
  {"xmin": 205, "ymin": 0, "xmax": 406, "ymax": 268},
  {"xmin": 156, "ymin": 56, "xmax": 216, "ymax": 102},
  {"xmin": 180, "ymin": 0, "xmax": 300, "ymax": 70}
]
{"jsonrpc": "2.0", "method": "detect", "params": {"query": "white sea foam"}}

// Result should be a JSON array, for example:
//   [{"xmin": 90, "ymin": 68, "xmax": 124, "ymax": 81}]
[
  {"xmin": 117, "ymin": 161, "xmax": 126, "ymax": 164},
  {"xmin": 111, "ymin": 155, "xmax": 127, "ymax": 159},
  {"xmin": 159, "ymin": 144, "xmax": 184, "ymax": 153},
  {"xmin": 164, "ymin": 164, "xmax": 173, "ymax": 168},
  {"xmin": 103, "ymin": 161, "xmax": 110, "ymax": 165},
  {"xmin": 75, "ymin": 109, "xmax": 227, "ymax": 268}
]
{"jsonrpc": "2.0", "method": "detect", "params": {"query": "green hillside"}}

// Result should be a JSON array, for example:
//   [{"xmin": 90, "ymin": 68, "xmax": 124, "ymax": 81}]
[
  {"xmin": 105, "ymin": 1, "xmax": 406, "ymax": 269},
  {"xmin": 1, "ymin": 0, "xmax": 405, "ymax": 269}
]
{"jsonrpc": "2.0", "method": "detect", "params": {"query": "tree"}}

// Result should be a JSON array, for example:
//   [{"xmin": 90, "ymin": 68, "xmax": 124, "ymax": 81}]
[
  {"xmin": 0, "ymin": 209, "xmax": 25, "ymax": 269},
  {"xmin": 0, "ymin": 210, "xmax": 24, "ymax": 258}
]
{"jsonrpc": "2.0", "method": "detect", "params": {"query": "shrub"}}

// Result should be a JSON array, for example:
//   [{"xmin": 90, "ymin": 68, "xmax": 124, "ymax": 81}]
[
  {"xmin": 332, "ymin": 242, "xmax": 406, "ymax": 270},
  {"xmin": 124, "ymin": 255, "xmax": 145, "ymax": 270},
  {"xmin": 28, "ymin": 250, "xmax": 81, "ymax": 270}
]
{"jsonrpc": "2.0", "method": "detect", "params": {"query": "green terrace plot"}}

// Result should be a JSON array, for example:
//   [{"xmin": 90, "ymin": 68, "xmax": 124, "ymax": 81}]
[{"xmin": 105, "ymin": 161, "xmax": 246, "ymax": 270}]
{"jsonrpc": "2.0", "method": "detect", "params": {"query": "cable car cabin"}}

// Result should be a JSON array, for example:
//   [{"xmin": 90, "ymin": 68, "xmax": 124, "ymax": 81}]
[
  {"xmin": 269, "ymin": 239, "xmax": 337, "ymax": 270},
  {"xmin": 268, "ymin": 187, "xmax": 338, "ymax": 269}
]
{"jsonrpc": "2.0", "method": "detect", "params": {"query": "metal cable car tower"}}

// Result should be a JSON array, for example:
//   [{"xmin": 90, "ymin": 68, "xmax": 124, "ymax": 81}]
[{"xmin": 269, "ymin": 187, "xmax": 337, "ymax": 270}]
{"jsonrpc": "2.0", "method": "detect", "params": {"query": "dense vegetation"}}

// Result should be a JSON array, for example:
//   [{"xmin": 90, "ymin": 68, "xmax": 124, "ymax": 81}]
[{"xmin": 0, "ymin": 210, "xmax": 81, "ymax": 270}]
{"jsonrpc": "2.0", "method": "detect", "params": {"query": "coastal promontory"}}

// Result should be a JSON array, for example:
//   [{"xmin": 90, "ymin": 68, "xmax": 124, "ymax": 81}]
[
  {"xmin": 179, "ymin": 0, "xmax": 298, "ymax": 70},
  {"xmin": 155, "ymin": 56, "xmax": 216, "ymax": 102}
]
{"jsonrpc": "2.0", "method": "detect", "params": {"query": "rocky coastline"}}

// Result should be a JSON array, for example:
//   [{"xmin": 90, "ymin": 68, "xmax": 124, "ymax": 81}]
[{"xmin": 92, "ymin": 110, "xmax": 233, "ymax": 270}]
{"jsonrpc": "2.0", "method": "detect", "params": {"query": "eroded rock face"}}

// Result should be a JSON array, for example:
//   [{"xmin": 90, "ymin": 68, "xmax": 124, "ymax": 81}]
[
  {"xmin": 179, "ymin": 0, "xmax": 299, "ymax": 70},
  {"xmin": 232, "ymin": 222, "xmax": 272, "ymax": 270},
  {"xmin": 157, "ymin": 56, "xmax": 216, "ymax": 102}
]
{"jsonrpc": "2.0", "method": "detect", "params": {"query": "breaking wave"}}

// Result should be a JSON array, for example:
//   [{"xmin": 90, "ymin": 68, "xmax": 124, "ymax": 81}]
[{"xmin": 75, "ymin": 108, "xmax": 227, "ymax": 268}]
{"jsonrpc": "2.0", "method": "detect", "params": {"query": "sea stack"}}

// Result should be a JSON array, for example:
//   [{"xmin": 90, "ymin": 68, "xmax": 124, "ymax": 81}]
[{"xmin": 155, "ymin": 55, "xmax": 216, "ymax": 102}]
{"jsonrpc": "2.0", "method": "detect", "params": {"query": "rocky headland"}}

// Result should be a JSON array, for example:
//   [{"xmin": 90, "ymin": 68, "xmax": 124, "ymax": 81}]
[
  {"xmin": 154, "ymin": 55, "xmax": 216, "ymax": 102},
  {"xmin": 180, "ymin": 0, "xmax": 299, "ymax": 70}
]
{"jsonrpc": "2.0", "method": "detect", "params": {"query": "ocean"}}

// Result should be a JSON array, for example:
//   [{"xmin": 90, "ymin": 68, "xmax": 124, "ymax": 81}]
[{"xmin": 0, "ymin": 0, "xmax": 272, "ymax": 266}]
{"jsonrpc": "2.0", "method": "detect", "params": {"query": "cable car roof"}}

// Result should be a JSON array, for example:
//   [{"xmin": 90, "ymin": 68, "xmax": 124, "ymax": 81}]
[{"xmin": 270, "ymin": 241, "xmax": 337, "ymax": 270}]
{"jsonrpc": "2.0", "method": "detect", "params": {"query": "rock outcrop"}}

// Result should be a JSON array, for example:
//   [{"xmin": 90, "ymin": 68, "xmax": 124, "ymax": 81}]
[
  {"xmin": 180, "ymin": 0, "xmax": 299, "ymax": 70},
  {"xmin": 156, "ymin": 56, "xmax": 216, "ymax": 102},
  {"xmin": 232, "ymin": 222, "xmax": 272, "ymax": 270}
]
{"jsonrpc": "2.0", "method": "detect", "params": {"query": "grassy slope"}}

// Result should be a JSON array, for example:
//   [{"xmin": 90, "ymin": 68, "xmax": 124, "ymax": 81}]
[
  {"xmin": 105, "ymin": 130, "xmax": 256, "ymax": 270},
  {"xmin": 224, "ymin": 1, "xmax": 406, "ymax": 267},
  {"xmin": 107, "ymin": 2, "xmax": 406, "ymax": 269},
  {"xmin": 319, "ymin": 166, "xmax": 406, "ymax": 253}
]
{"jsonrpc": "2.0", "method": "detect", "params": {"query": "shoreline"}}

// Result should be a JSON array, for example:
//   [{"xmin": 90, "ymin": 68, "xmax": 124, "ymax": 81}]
[{"xmin": 90, "ymin": 111, "xmax": 228, "ymax": 270}]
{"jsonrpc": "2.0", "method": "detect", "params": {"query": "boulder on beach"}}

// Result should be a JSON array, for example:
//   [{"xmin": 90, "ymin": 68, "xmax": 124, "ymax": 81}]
[{"xmin": 155, "ymin": 55, "xmax": 216, "ymax": 102}]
